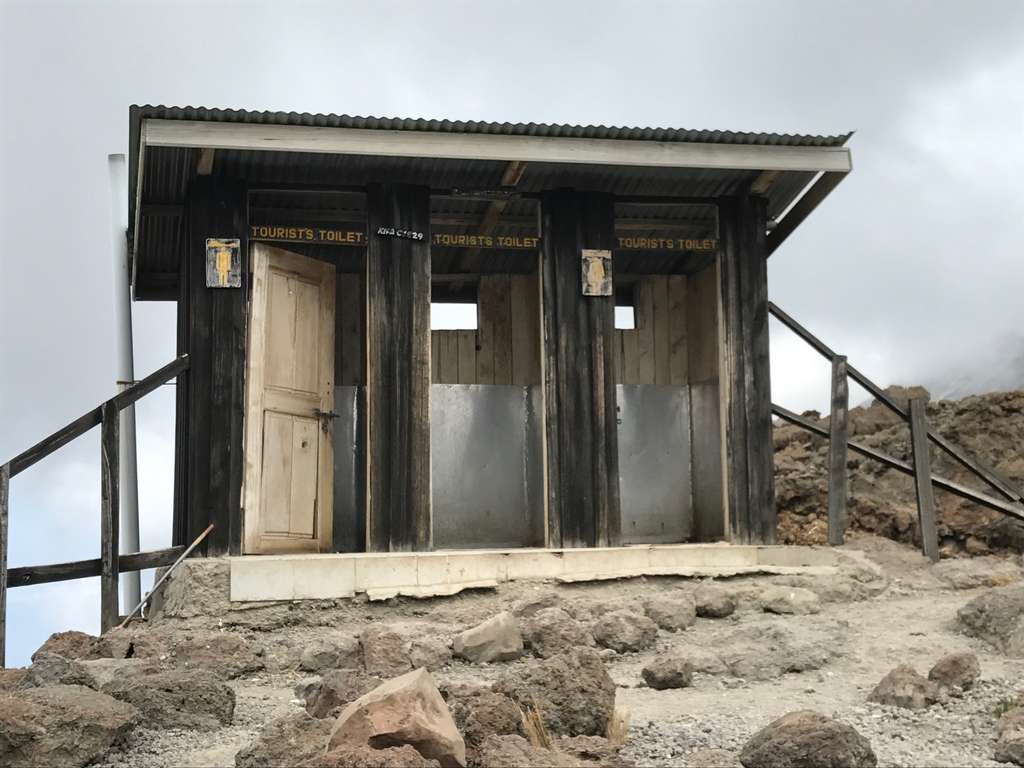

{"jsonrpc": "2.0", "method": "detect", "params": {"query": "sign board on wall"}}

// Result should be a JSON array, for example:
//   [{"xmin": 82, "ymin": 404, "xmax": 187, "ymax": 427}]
[
  {"xmin": 205, "ymin": 238, "xmax": 241, "ymax": 288},
  {"xmin": 581, "ymin": 249, "xmax": 613, "ymax": 296},
  {"xmin": 249, "ymin": 224, "xmax": 716, "ymax": 253}
]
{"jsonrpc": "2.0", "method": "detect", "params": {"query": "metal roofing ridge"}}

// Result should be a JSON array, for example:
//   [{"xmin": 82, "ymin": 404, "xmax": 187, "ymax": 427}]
[{"xmin": 131, "ymin": 104, "xmax": 852, "ymax": 146}]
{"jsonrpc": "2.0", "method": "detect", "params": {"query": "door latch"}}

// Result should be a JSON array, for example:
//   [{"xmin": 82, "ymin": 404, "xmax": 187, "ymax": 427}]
[{"xmin": 313, "ymin": 408, "xmax": 340, "ymax": 434}]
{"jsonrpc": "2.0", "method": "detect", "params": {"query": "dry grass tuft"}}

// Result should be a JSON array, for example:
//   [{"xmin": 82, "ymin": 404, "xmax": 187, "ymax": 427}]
[
  {"xmin": 520, "ymin": 696, "xmax": 555, "ymax": 751},
  {"xmin": 606, "ymin": 705, "xmax": 631, "ymax": 746}
]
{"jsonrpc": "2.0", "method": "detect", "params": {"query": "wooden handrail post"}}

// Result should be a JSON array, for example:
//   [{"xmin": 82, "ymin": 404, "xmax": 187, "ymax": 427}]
[
  {"xmin": 827, "ymin": 356, "xmax": 849, "ymax": 545},
  {"xmin": 0, "ymin": 463, "xmax": 9, "ymax": 667},
  {"xmin": 909, "ymin": 397, "xmax": 940, "ymax": 562},
  {"xmin": 100, "ymin": 402, "xmax": 120, "ymax": 632}
]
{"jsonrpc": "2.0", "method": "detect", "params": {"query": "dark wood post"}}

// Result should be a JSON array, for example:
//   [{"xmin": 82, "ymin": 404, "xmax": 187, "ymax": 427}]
[
  {"xmin": 540, "ymin": 190, "xmax": 621, "ymax": 548},
  {"xmin": 718, "ymin": 195, "xmax": 775, "ymax": 544},
  {"xmin": 0, "ymin": 463, "xmax": 8, "ymax": 667},
  {"xmin": 100, "ymin": 402, "xmax": 120, "ymax": 632},
  {"xmin": 827, "ymin": 355, "xmax": 849, "ymax": 545},
  {"xmin": 181, "ymin": 177, "xmax": 248, "ymax": 555},
  {"xmin": 365, "ymin": 183, "xmax": 432, "ymax": 551},
  {"xmin": 909, "ymin": 397, "xmax": 940, "ymax": 561}
]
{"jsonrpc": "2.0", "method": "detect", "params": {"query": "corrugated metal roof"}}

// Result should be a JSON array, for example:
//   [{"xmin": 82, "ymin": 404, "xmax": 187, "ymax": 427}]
[
  {"xmin": 131, "ymin": 104, "xmax": 851, "ymax": 148},
  {"xmin": 129, "ymin": 106, "xmax": 852, "ymax": 299}
]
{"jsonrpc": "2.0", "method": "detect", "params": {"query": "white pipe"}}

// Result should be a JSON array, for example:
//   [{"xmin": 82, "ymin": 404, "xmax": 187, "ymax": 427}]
[{"xmin": 108, "ymin": 153, "xmax": 140, "ymax": 611}]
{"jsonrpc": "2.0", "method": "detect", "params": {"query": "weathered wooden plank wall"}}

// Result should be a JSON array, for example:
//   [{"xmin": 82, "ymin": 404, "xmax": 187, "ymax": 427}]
[
  {"xmin": 178, "ymin": 176, "xmax": 248, "ymax": 555},
  {"xmin": 612, "ymin": 275, "xmax": 690, "ymax": 386},
  {"xmin": 430, "ymin": 274, "xmax": 541, "ymax": 385},
  {"xmin": 540, "ymin": 191, "xmax": 621, "ymax": 548},
  {"xmin": 718, "ymin": 194, "xmax": 775, "ymax": 544},
  {"xmin": 365, "ymin": 183, "xmax": 432, "ymax": 552}
]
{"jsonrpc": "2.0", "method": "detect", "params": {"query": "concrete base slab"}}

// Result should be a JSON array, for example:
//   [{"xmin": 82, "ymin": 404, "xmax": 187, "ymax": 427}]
[{"xmin": 229, "ymin": 544, "xmax": 841, "ymax": 602}]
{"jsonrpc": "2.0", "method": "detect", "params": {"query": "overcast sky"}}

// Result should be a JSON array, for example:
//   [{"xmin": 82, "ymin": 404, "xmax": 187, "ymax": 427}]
[{"xmin": 2, "ymin": 0, "xmax": 1024, "ymax": 667}]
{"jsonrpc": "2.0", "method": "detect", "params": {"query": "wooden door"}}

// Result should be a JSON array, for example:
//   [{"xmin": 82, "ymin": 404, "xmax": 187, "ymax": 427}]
[{"xmin": 243, "ymin": 244, "xmax": 335, "ymax": 554}]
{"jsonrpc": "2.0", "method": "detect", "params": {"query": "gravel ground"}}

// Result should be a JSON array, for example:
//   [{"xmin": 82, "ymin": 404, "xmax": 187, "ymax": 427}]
[{"xmin": 89, "ymin": 534, "xmax": 1024, "ymax": 767}]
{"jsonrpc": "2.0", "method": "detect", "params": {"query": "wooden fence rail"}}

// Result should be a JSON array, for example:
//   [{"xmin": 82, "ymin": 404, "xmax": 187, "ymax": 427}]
[{"xmin": 0, "ymin": 355, "xmax": 189, "ymax": 667}]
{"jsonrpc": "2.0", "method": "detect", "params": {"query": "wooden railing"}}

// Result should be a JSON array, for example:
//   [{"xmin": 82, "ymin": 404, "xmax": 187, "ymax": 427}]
[
  {"xmin": 769, "ymin": 303, "xmax": 1024, "ymax": 560},
  {"xmin": 0, "ymin": 355, "xmax": 191, "ymax": 667}
]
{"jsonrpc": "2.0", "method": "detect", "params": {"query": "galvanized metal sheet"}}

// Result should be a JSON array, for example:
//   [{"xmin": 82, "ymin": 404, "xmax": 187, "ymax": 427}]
[
  {"xmin": 689, "ymin": 381, "xmax": 725, "ymax": 540},
  {"xmin": 431, "ymin": 385, "xmax": 544, "ymax": 549},
  {"xmin": 617, "ymin": 384, "xmax": 692, "ymax": 544},
  {"xmin": 331, "ymin": 386, "xmax": 361, "ymax": 552}
]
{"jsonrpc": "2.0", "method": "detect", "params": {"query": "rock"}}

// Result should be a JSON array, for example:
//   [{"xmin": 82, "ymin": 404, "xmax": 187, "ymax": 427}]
[
  {"xmin": 522, "ymin": 607, "xmax": 594, "ymax": 658},
  {"xmin": 171, "ymin": 631, "xmax": 265, "ymax": 678},
  {"xmin": 641, "ymin": 656, "xmax": 693, "ymax": 690},
  {"xmin": 995, "ymin": 708, "xmax": 1024, "ymax": 766},
  {"xmin": 360, "ymin": 626, "xmax": 413, "ymax": 677},
  {"xmin": 410, "ymin": 637, "xmax": 452, "ymax": 671},
  {"xmin": 0, "ymin": 669, "xmax": 28, "ymax": 691},
  {"xmin": 957, "ymin": 587, "xmax": 1024, "ymax": 657},
  {"xmin": 513, "ymin": 592, "xmax": 563, "ymax": 619},
  {"xmin": 0, "ymin": 684, "xmax": 138, "ymax": 768},
  {"xmin": 643, "ymin": 594, "xmax": 697, "ymax": 632},
  {"xmin": 300, "ymin": 635, "xmax": 362, "ymax": 673},
  {"xmin": 760, "ymin": 586, "xmax": 821, "ymax": 615},
  {"xmin": 102, "ymin": 669, "xmax": 235, "ymax": 730},
  {"xmin": 148, "ymin": 557, "xmax": 231, "ymax": 620},
  {"xmin": 688, "ymin": 649, "xmax": 728, "ymax": 676},
  {"xmin": 235, "ymin": 710, "xmax": 333, "ymax": 767},
  {"xmin": 934, "ymin": 558, "xmax": 1022, "ymax": 589},
  {"xmin": 32, "ymin": 630, "xmax": 100, "ymax": 661},
  {"xmin": 453, "ymin": 612, "xmax": 523, "ymax": 663},
  {"xmin": 867, "ymin": 664, "xmax": 941, "ymax": 710},
  {"xmin": 555, "ymin": 735, "xmax": 630, "ymax": 767},
  {"xmin": 928, "ymin": 651, "xmax": 980, "ymax": 691},
  {"xmin": 477, "ymin": 735, "xmax": 578, "ymax": 767},
  {"xmin": 328, "ymin": 668, "xmax": 466, "ymax": 768},
  {"xmin": 67, "ymin": 658, "xmax": 159, "ymax": 691},
  {"xmin": 494, "ymin": 647, "xmax": 616, "ymax": 737},
  {"xmin": 717, "ymin": 622, "xmax": 843, "ymax": 680},
  {"xmin": 442, "ymin": 683, "xmax": 522, "ymax": 758},
  {"xmin": 305, "ymin": 669, "xmax": 383, "ymax": 718},
  {"xmin": 21, "ymin": 652, "xmax": 74, "ymax": 687},
  {"xmin": 739, "ymin": 710, "xmax": 876, "ymax": 768},
  {"xmin": 303, "ymin": 744, "xmax": 441, "ymax": 768},
  {"xmin": 591, "ymin": 610, "xmax": 658, "ymax": 653},
  {"xmin": 694, "ymin": 585, "xmax": 736, "ymax": 618}
]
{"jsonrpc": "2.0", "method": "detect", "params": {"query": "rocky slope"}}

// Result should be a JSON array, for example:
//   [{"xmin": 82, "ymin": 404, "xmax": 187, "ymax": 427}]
[{"xmin": 775, "ymin": 386, "xmax": 1024, "ymax": 554}]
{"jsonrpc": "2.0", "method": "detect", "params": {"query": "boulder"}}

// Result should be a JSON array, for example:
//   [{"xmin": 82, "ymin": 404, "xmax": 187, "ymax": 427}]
[
  {"xmin": 305, "ymin": 669, "xmax": 383, "ymax": 719},
  {"xmin": 494, "ymin": 647, "xmax": 616, "ymax": 737},
  {"xmin": 643, "ymin": 594, "xmax": 697, "ymax": 632},
  {"xmin": 300, "ymin": 636, "xmax": 362, "ymax": 673},
  {"xmin": 236, "ymin": 710, "xmax": 334, "ymax": 767},
  {"xmin": 102, "ymin": 669, "xmax": 235, "ymax": 730},
  {"xmin": 69, "ymin": 658, "xmax": 160, "ymax": 691},
  {"xmin": 522, "ymin": 607, "xmax": 594, "ymax": 658},
  {"xmin": 591, "ymin": 610, "xmax": 658, "ymax": 653},
  {"xmin": 328, "ymin": 668, "xmax": 466, "ymax": 768},
  {"xmin": 995, "ymin": 708, "xmax": 1024, "ymax": 766},
  {"xmin": 0, "ymin": 669, "xmax": 28, "ymax": 691},
  {"xmin": 32, "ymin": 630, "xmax": 101, "ymax": 662},
  {"xmin": 360, "ymin": 626, "xmax": 413, "ymax": 677},
  {"xmin": 303, "ymin": 744, "xmax": 441, "ymax": 767},
  {"xmin": 410, "ymin": 637, "xmax": 452, "ymax": 671},
  {"xmin": 760, "ymin": 586, "xmax": 821, "ymax": 616},
  {"xmin": 20, "ymin": 652, "xmax": 74, "ymax": 687},
  {"xmin": 933, "ymin": 558, "xmax": 1022, "ymax": 590},
  {"xmin": 739, "ymin": 710, "xmax": 876, "ymax": 768},
  {"xmin": 717, "ymin": 622, "xmax": 843, "ymax": 681},
  {"xmin": 476, "ymin": 735, "xmax": 578, "ymax": 767},
  {"xmin": 928, "ymin": 651, "xmax": 980, "ymax": 691},
  {"xmin": 170, "ymin": 631, "xmax": 265, "ymax": 678},
  {"xmin": 641, "ymin": 656, "xmax": 693, "ymax": 690},
  {"xmin": 867, "ymin": 664, "xmax": 941, "ymax": 710},
  {"xmin": 513, "ymin": 592, "xmax": 563, "ymax": 619},
  {"xmin": 695, "ymin": 585, "xmax": 736, "ymax": 618},
  {"xmin": 957, "ymin": 588, "xmax": 1024, "ymax": 657},
  {"xmin": 0, "ymin": 684, "xmax": 138, "ymax": 768},
  {"xmin": 442, "ymin": 683, "xmax": 522, "ymax": 761},
  {"xmin": 453, "ymin": 612, "xmax": 523, "ymax": 663}
]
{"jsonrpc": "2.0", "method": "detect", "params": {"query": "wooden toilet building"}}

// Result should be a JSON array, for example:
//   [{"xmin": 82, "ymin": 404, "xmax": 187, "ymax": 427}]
[{"xmin": 128, "ymin": 106, "xmax": 852, "ymax": 560}]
